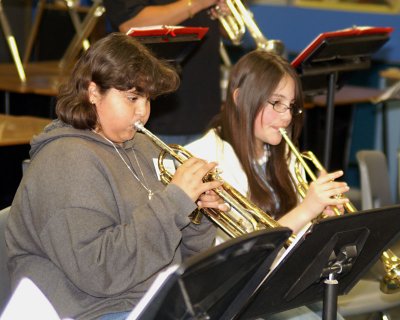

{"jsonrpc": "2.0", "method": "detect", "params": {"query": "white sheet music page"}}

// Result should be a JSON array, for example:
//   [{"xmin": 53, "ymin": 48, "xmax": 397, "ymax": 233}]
[
  {"xmin": 270, "ymin": 222, "xmax": 311, "ymax": 271},
  {"xmin": 0, "ymin": 277, "xmax": 68, "ymax": 320},
  {"xmin": 127, "ymin": 264, "xmax": 179, "ymax": 320},
  {"xmin": 252, "ymin": 221, "xmax": 313, "ymax": 294}
]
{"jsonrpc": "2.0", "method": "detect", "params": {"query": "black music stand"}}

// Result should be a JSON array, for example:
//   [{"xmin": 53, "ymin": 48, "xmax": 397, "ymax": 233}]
[
  {"xmin": 236, "ymin": 205, "xmax": 400, "ymax": 320},
  {"xmin": 291, "ymin": 26, "xmax": 393, "ymax": 170},
  {"xmin": 128, "ymin": 227, "xmax": 292, "ymax": 320},
  {"xmin": 127, "ymin": 26, "xmax": 209, "ymax": 67}
]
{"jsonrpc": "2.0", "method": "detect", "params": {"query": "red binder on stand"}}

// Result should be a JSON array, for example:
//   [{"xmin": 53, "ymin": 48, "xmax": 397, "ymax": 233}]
[
  {"xmin": 291, "ymin": 26, "xmax": 393, "ymax": 94},
  {"xmin": 292, "ymin": 26, "xmax": 393, "ymax": 71},
  {"xmin": 127, "ymin": 25, "xmax": 209, "ymax": 65}
]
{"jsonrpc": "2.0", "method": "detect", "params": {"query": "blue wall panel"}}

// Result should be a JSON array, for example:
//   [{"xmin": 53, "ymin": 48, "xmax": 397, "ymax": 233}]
[{"xmin": 247, "ymin": 5, "xmax": 400, "ymax": 63}]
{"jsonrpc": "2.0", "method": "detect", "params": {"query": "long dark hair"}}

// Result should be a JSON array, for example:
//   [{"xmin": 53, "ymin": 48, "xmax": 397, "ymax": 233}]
[
  {"xmin": 211, "ymin": 50, "xmax": 304, "ymax": 219},
  {"xmin": 56, "ymin": 33, "xmax": 180, "ymax": 129}
]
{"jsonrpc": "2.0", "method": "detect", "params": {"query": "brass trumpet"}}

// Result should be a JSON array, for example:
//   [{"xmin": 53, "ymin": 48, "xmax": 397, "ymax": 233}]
[
  {"xmin": 134, "ymin": 121, "xmax": 295, "ymax": 245},
  {"xmin": 214, "ymin": 0, "xmax": 285, "ymax": 55},
  {"xmin": 279, "ymin": 128, "xmax": 356, "ymax": 216},
  {"xmin": 279, "ymin": 127, "xmax": 400, "ymax": 294}
]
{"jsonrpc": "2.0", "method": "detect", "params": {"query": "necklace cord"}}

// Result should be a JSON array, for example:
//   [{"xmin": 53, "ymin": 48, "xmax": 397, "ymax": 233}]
[{"xmin": 93, "ymin": 131, "xmax": 154, "ymax": 200}]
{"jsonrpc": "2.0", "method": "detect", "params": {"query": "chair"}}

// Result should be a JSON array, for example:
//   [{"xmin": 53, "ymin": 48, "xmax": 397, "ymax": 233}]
[
  {"xmin": 338, "ymin": 150, "xmax": 400, "ymax": 319},
  {"xmin": 21, "ymin": 159, "xmax": 31, "ymax": 176},
  {"xmin": 356, "ymin": 150, "xmax": 393, "ymax": 210},
  {"xmin": 0, "ymin": 206, "xmax": 11, "ymax": 314}
]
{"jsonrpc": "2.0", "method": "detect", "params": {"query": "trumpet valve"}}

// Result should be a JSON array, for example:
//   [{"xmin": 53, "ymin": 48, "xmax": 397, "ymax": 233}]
[{"xmin": 380, "ymin": 250, "xmax": 400, "ymax": 294}]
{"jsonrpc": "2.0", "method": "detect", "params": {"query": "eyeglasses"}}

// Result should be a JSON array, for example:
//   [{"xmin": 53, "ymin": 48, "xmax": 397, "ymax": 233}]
[{"xmin": 267, "ymin": 100, "xmax": 302, "ymax": 115}]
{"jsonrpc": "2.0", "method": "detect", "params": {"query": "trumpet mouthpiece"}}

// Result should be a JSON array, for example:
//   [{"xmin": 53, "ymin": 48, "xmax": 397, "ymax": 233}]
[{"xmin": 134, "ymin": 121, "xmax": 143, "ymax": 131}]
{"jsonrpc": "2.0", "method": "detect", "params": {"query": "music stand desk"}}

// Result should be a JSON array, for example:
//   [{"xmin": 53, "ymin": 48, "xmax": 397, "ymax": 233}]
[
  {"xmin": 292, "ymin": 26, "xmax": 393, "ymax": 170},
  {"xmin": 311, "ymin": 85, "xmax": 384, "ymax": 107},
  {"xmin": 129, "ymin": 228, "xmax": 292, "ymax": 320},
  {"xmin": 236, "ymin": 205, "xmax": 400, "ymax": 320}
]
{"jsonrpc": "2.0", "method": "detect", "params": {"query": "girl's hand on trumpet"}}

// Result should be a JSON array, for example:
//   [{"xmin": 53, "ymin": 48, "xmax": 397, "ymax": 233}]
[
  {"xmin": 278, "ymin": 170, "xmax": 349, "ymax": 233},
  {"xmin": 171, "ymin": 157, "xmax": 226, "ymax": 209},
  {"xmin": 198, "ymin": 190, "xmax": 230, "ymax": 211},
  {"xmin": 301, "ymin": 170, "xmax": 349, "ymax": 218},
  {"xmin": 322, "ymin": 204, "xmax": 345, "ymax": 216}
]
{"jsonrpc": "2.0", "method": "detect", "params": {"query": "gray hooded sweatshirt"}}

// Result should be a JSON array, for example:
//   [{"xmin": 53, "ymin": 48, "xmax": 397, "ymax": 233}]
[{"xmin": 5, "ymin": 120, "xmax": 216, "ymax": 319}]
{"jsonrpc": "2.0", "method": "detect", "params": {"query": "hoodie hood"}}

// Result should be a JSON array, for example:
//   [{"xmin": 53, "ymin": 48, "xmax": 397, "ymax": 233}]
[{"xmin": 29, "ymin": 119, "xmax": 136, "ymax": 160}]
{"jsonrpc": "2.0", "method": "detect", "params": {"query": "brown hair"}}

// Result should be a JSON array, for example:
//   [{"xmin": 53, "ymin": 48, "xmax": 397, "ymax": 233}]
[
  {"xmin": 211, "ymin": 50, "xmax": 304, "ymax": 219},
  {"xmin": 56, "ymin": 33, "xmax": 180, "ymax": 129}
]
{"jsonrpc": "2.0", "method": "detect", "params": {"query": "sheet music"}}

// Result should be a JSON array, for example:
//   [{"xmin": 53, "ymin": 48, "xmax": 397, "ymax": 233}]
[
  {"xmin": 270, "ymin": 222, "xmax": 312, "ymax": 271},
  {"xmin": 232, "ymin": 224, "xmax": 310, "ymax": 297},
  {"xmin": 127, "ymin": 264, "xmax": 179, "ymax": 320},
  {"xmin": 0, "ymin": 278, "xmax": 67, "ymax": 320}
]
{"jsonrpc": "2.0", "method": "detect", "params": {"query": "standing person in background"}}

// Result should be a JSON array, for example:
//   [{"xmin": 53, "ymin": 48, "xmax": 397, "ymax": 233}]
[
  {"xmin": 6, "ymin": 33, "xmax": 226, "ymax": 320},
  {"xmin": 103, "ymin": 0, "xmax": 225, "ymax": 145}
]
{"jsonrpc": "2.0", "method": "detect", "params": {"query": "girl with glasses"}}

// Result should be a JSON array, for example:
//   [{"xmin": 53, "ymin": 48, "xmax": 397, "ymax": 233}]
[
  {"xmin": 186, "ymin": 50, "xmax": 350, "ymax": 244},
  {"xmin": 185, "ymin": 47, "xmax": 349, "ymax": 320}
]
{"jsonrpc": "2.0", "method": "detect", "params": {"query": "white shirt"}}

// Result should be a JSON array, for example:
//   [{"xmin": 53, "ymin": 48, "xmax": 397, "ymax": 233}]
[{"xmin": 185, "ymin": 129, "xmax": 304, "ymax": 244}]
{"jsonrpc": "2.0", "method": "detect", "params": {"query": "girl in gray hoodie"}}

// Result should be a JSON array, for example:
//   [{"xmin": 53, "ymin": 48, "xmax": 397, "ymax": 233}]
[{"xmin": 6, "ymin": 33, "xmax": 225, "ymax": 320}]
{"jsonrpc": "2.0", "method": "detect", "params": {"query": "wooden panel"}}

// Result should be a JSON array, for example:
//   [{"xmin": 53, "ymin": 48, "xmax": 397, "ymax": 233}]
[
  {"xmin": 0, "ymin": 114, "xmax": 51, "ymax": 146},
  {"xmin": 0, "ymin": 61, "xmax": 67, "ymax": 96}
]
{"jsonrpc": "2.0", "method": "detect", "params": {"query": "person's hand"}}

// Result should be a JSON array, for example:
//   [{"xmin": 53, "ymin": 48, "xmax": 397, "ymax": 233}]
[
  {"xmin": 321, "ymin": 203, "xmax": 345, "ymax": 217},
  {"xmin": 170, "ymin": 157, "xmax": 223, "ymax": 202},
  {"xmin": 197, "ymin": 190, "xmax": 230, "ymax": 211},
  {"xmin": 208, "ymin": 0, "xmax": 229, "ymax": 19},
  {"xmin": 192, "ymin": 0, "xmax": 221, "ymax": 11},
  {"xmin": 300, "ymin": 170, "xmax": 350, "ymax": 220}
]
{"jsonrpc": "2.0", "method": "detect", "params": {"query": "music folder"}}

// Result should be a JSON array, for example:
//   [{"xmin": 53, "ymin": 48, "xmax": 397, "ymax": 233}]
[
  {"xmin": 127, "ymin": 25, "xmax": 209, "ymax": 65},
  {"xmin": 235, "ymin": 205, "xmax": 400, "ymax": 319},
  {"xmin": 128, "ymin": 227, "xmax": 292, "ymax": 320}
]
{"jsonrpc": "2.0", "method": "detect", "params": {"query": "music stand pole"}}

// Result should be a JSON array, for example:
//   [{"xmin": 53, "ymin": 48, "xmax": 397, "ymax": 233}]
[
  {"xmin": 322, "ymin": 243, "xmax": 357, "ymax": 320},
  {"xmin": 323, "ymin": 273, "xmax": 339, "ymax": 320},
  {"xmin": 323, "ymin": 72, "xmax": 338, "ymax": 170}
]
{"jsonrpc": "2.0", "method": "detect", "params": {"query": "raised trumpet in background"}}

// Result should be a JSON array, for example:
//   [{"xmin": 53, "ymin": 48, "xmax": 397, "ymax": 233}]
[
  {"xmin": 134, "ymin": 121, "xmax": 295, "ymax": 245},
  {"xmin": 279, "ymin": 127, "xmax": 400, "ymax": 294},
  {"xmin": 214, "ymin": 0, "xmax": 285, "ymax": 101},
  {"xmin": 214, "ymin": 0, "xmax": 285, "ymax": 56}
]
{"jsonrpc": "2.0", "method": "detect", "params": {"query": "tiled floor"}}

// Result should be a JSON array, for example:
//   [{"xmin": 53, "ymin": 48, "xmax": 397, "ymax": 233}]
[{"xmin": 345, "ymin": 305, "xmax": 400, "ymax": 320}]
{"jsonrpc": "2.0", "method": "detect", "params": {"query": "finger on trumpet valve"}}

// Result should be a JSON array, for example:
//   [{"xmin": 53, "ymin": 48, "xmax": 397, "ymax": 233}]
[{"xmin": 215, "ymin": 166, "xmax": 223, "ymax": 174}]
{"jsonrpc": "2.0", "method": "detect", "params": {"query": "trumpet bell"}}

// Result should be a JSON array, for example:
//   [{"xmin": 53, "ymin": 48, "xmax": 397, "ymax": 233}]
[
  {"xmin": 257, "ymin": 39, "xmax": 286, "ymax": 56},
  {"xmin": 380, "ymin": 249, "xmax": 400, "ymax": 294}
]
